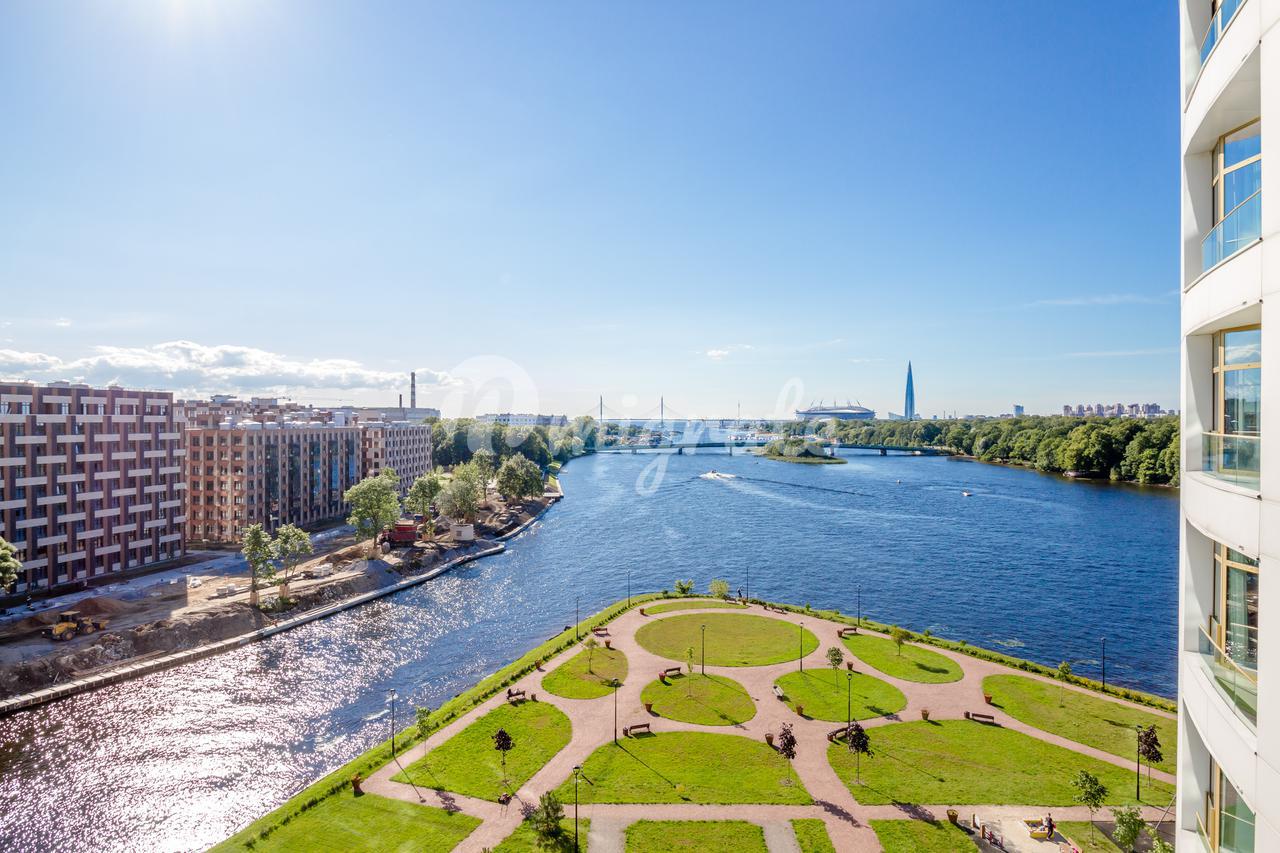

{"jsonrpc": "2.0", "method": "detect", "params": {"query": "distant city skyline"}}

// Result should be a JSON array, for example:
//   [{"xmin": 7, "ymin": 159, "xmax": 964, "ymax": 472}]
[{"xmin": 0, "ymin": 3, "xmax": 1178, "ymax": 418}]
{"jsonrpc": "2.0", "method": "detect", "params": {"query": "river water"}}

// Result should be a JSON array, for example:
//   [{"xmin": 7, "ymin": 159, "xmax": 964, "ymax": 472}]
[{"xmin": 0, "ymin": 449, "xmax": 1177, "ymax": 852}]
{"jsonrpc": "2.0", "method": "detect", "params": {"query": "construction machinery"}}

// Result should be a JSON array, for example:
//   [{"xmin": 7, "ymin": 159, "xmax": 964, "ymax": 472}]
[
  {"xmin": 377, "ymin": 520, "xmax": 419, "ymax": 548},
  {"xmin": 40, "ymin": 610, "xmax": 109, "ymax": 642}
]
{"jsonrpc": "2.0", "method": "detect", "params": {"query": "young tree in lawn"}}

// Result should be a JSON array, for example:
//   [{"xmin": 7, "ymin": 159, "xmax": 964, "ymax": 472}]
[
  {"xmin": 492, "ymin": 727, "xmax": 515, "ymax": 786},
  {"xmin": 495, "ymin": 453, "xmax": 543, "ymax": 502},
  {"xmin": 439, "ymin": 463, "xmax": 484, "ymax": 524},
  {"xmin": 1138, "ymin": 724, "xmax": 1163, "ymax": 781},
  {"xmin": 240, "ymin": 523, "xmax": 275, "ymax": 609},
  {"xmin": 777, "ymin": 722, "xmax": 798, "ymax": 780},
  {"xmin": 406, "ymin": 471, "xmax": 445, "ymax": 539},
  {"xmin": 674, "ymin": 579, "xmax": 694, "ymax": 596},
  {"xmin": 890, "ymin": 625, "xmax": 911, "ymax": 656},
  {"xmin": 685, "ymin": 647, "xmax": 695, "ymax": 696},
  {"xmin": 0, "ymin": 535, "xmax": 22, "ymax": 592},
  {"xmin": 345, "ymin": 468, "xmax": 401, "ymax": 552},
  {"xmin": 1056, "ymin": 661, "xmax": 1073, "ymax": 707},
  {"xmin": 826, "ymin": 646, "xmax": 845, "ymax": 672},
  {"xmin": 529, "ymin": 791, "xmax": 568, "ymax": 851},
  {"xmin": 416, "ymin": 706, "xmax": 432, "ymax": 742},
  {"xmin": 709, "ymin": 578, "xmax": 730, "ymax": 599},
  {"xmin": 472, "ymin": 447, "xmax": 497, "ymax": 501},
  {"xmin": 1146, "ymin": 825, "xmax": 1174, "ymax": 853},
  {"xmin": 271, "ymin": 523, "xmax": 312, "ymax": 599},
  {"xmin": 1110, "ymin": 804, "xmax": 1145, "ymax": 851},
  {"xmin": 846, "ymin": 721, "xmax": 873, "ymax": 784},
  {"xmin": 583, "ymin": 637, "xmax": 599, "ymax": 674},
  {"xmin": 1071, "ymin": 770, "xmax": 1108, "ymax": 839}
]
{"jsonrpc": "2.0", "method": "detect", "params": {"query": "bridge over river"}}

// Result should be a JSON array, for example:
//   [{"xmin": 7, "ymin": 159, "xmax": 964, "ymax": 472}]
[{"xmin": 591, "ymin": 441, "xmax": 948, "ymax": 456}]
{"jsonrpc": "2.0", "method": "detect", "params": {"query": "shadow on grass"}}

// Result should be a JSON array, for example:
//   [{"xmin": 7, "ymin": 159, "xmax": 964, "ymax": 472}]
[{"xmin": 613, "ymin": 740, "xmax": 678, "ymax": 789}]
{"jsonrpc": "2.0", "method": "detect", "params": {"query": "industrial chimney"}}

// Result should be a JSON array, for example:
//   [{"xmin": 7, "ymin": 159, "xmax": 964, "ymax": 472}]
[
  {"xmin": 398, "ymin": 393, "xmax": 403, "ymax": 408},
  {"xmin": 410, "ymin": 372, "xmax": 417, "ymax": 409}
]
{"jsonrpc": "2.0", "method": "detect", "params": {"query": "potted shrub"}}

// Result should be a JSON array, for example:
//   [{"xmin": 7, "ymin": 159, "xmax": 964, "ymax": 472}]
[
  {"xmin": 645, "ymin": 701, "xmax": 654, "ymax": 714},
  {"xmin": 921, "ymin": 708, "xmax": 930, "ymax": 721},
  {"xmin": 983, "ymin": 692, "xmax": 994, "ymax": 705},
  {"xmin": 947, "ymin": 808, "xmax": 959, "ymax": 825},
  {"xmin": 796, "ymin": 704, "xmax": 805, "ymax": 717},
  {"xmin": 846, "ymin": 661, "xmax": 854, "ymax": 671},
  {"xmin": 351, "ymin": 773, "xmax": 364, "ymax": 796},
  {"xmin": 765, "ymin": 731, "xmax": 775, "ymax": 748},
  {"xmin": 604, "ymin": 639, "xmax": 612, "ymax": 649},
  {"xmin": 639, "ymin": 607, "xmax": 647, "ymax": 616}
]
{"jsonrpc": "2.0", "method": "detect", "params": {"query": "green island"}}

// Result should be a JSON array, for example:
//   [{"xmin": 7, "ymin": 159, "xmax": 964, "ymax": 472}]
[
  {"xmin": 640, "ymin": 673, "xmax": 756, "ymax": 725},
  {"xmin": 635, "ymin": 611, "xmax": 819, "ymax": 666},
  {"xmin": 870, "ymin": 818, "xmax": 979, "ymax": 852},
  {"xmin": 774, "ymin": 667, "xmax": 906, "ymax": 721},
  {"xmin": 841, "ymin": 631, "xmax": 964, "ymax": 683},
  {"xmin": 828, "ymin": 719, "xmax": 1174, "ymax": 806},
  {"xmin": 790, "ymin": 818, "xmax": 837, "ymax": 853},
  {"xmin": 542, "ymin": 643, "xmax": 628, "ymax": 699},
  {"xmin": 625, "ymin": 820, "xmax": 767, "ymax": 852},
  {"xmin": 754, "ymin": 436, "xmax": 846, "ymax": 464},
  {"xmin": 211, "ymin": 593, "xmax": 1177, "ymax": 852},
  {"xmin": 393, "ymin": 700, "xmax": 572, "ymax": 800}
]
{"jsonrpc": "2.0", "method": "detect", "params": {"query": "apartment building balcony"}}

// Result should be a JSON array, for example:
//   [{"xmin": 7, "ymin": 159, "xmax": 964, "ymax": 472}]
[
  {"xmin": 1202, "ymin": 190, "xmax": 1261, "ymax": 273},
  {"xmin": 1196, "ymin": 625, "xmax": 1258, "ymax": 727},
  {"xmin": 1199, "ymin": 0, "xmax": 1247, "ymax": 68}
]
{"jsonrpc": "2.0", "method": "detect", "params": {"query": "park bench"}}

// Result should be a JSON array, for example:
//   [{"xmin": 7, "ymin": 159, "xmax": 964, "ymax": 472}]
[
  {"xmin": 506, "ymin": 688, "xmax": 527, "ymax": 703},
  {"xmin": 772, "ymin": 685, "xmax": 786, "ymax": 700},
  {"xmin": 662, "ymin": 666, "xmax": 683, "ymax": 678},
  {"xmin": 837, "ymin": 627, "xmax": 858, "ymax": 638},
  {"xmin": 827, "ymin": 726, "xmax": 849, "ymax": 743},
  {"xmin": 623, "ymin": 722, "xmax": 652, "ymax": 737},
  {"xmin": 965, "ymin": 711, "xmax": 998, "ymax": 725},
  {"xmin": 592, "ymin": 626, "xmax": 609, "ymax": 637}
]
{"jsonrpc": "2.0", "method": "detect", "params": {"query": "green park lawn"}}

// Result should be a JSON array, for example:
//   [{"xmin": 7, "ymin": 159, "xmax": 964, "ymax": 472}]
[
  {"xmin": 790, "ymin": 818, "xmax": 836, "ymax": 853},
  {"xmin": 640, "ymin": 673, "xmax": 756, "ymax": 725},
  {"xmin": 774, "ymin": 668, "xmax": 906, "ymax": 722},
  {"xmin": 625, "ymin": 820, "xmax": 767, "ymax": 852},
  {"xmin": 645, "ymin": 599, "xmax": 745, "ymax": 615},
  {"xmin": 635, "ymin": 612, "xmax": 818, "ymax": 667},
  {"xmin": 231, "ymin": 792, "xmax": 481, "ymax": 852},
  {"xmin": 870, "ymin": 819, "xmax": 978, "ymax": 853},
  {"xmin": 543, "ymin": 644, "xmax": 628, "ymax": 699},
  {"xmin": 828, "ymin": 720, "xmax": 1174, "ymax": 806},
  {"xmin": 982, "ymin": 674, "xmax": 1176, "ymax": 773},
  {"xmin": 1056, "ymin": 821, "xmax": 1124, "ymax": 853},
  {"xmin": 557, "ymin": 731, "xmax": 812, "ymax": 805},
  {"xmin": 494, "ymin": 818, "xmax": 590, "ymax": 852},
  {"xmin": 841, "ymin": 633, "xmax": 963, "ymax": 683},
  {"xmin": 393, "ymin": 700, "xmax": 571, "ymax": 800}
]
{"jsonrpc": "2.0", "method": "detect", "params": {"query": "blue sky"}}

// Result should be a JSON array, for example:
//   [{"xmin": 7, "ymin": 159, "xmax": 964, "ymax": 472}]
[{"xmin": 0, "ymin": 1, "xmax": 1178, "ymax": 420}]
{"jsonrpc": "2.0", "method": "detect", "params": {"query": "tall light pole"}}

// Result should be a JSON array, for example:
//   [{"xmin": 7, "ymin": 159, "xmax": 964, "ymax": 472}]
[
  {"xmin": 627, "ymin": 570, "xmax": 631, "ymax": 608},
  {"xmin": 387, "ymin": 688, "xmax": 397, "ymax": 756},
  {"xmin": 575, "ymin": 596, "xmax": 580, "ymax": 641},
  {"xmin": 846, "ymin": 670, "xmax": 852, "ymax": 729},
  {"xmin": 1135, "ymin": 725, "xmax": 1142, "ymax": 801},
  {"xmin": 857, "ymin": 584, "xmax": 862, "ymax": 627},
  {"xmin": 701, "ymin": 624, "xmax": 707, "ymax": 675},
  {"xmin": 1100, "ymin": 637, "xmax": 1107, "ymax": 692},
  {"xmin": 573, "ymin": 765, "xmax": 582, "ymax": 852},
  {"xmin": 611, "ymin": 680, "xmax": 622, "ymax": 743},
  {"xmin": 799, "ymin": 622, "xmax": 804, "ymax": 672},
  {"xmin": 746, "ymin": 565, "xmax": 750, "ymax": 602}
]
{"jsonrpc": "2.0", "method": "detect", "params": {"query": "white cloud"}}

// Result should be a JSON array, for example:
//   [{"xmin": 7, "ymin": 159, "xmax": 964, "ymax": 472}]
[
  {"xmin": 705, "ymin": 348, "xmax": 731, "ymax": 361},
  {"xmin": 701, "ymin": 344, "xmax": 753, "ymax": 361},
  {"xmin": 0, "ymin": 340, "xmax": 455, "ymax": 397},
  {"xmin": 53, "ymin": 318, "xmax": 72, "ymax": 328}
]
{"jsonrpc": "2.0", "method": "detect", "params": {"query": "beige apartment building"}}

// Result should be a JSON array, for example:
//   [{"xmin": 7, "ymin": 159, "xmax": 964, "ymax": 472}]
[
  {"xmin": 0, "ymin": 382, "xmax": 186, "ymax": 592},
  {"xmin": 361, "ymin": 421, "xmax": 432, "ymax": 497}
]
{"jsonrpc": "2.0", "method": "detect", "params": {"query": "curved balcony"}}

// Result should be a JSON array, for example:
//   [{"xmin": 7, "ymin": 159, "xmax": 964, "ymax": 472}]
[
  {"xmin": 1197, "ymin": 625, "xmax": 1258, "ymax": 728},
  {"xmin": 1200, "ymin": 0, "xmax": 1248, "ymax": 68},
  {"xmin": 1200, "ymin": 432, "xmax": 1260, "ymax": 490},
  {"xmin": 1202, "ymin": 191, "xmax": 1261, "ymax": 273}
]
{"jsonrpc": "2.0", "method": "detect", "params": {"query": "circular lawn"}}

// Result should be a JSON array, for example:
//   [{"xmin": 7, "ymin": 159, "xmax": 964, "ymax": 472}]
[
  {"xmin": 640, "ymin": 673, "xmax": 756, "ymax": 725},
  {"xmin": 635, "ymin": 613, "xmax": 818, "ymax": 667},
  {"xmin": 773, "ymin": 668, "xmax": 906, "ymax": 722}
]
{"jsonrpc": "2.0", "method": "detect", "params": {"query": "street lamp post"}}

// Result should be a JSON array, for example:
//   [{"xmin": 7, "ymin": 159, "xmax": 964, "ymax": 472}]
[
  {"xmin": 387, "ymin": 688, "xmax": 397, "ymax": 757},
  {"xmin": 701, "ymin": 624, "xmax": 706, "ymax": 675},
  {"xmin": 573, "ymin": 765, "xmax": 582, "ymax": 852},
  {"xmin": 846, "ymin": 670, "xmax": 852, "ymax": 728},
  {"xmin": 1101, "ymin": 637, "xmax": 1107, "ymax": 693},
  {"xmin": 857, "ymin": 584, "xmax": 861, "ymax": 627},
  {"xmin": 575, "ymin": 596, "xmax": 580, "ymax": 641},
  {"xmin": 799, "ymin": 622, "xmax": 804, "ymax": 672},
  {"xmin": 627, "ymin": 570, "xmax": 631, "ymax": 608},
  {"xmin": 612, "ymin": 680, "xmax": 621, "ymax": 743},
  {"xmin": 746, "ymin": 565, "xmax": 750, "ymax": 602},
  {"xmin": 1135, "ymin": 725, "xmax": 1142, "ymax": 801}
]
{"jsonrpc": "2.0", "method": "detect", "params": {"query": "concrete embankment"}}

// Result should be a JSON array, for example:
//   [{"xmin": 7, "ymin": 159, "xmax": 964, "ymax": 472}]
[{"xmin": 0, "ymin": 488, "xmax": 564, "ymax": 717}]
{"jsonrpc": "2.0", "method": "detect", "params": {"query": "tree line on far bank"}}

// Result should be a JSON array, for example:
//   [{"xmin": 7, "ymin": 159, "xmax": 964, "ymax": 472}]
[
  {"xmin": 771, "ymin": 415, "xmax": 1180, "ymax": 485},
  {"xmin": 427, "ymin": 416, "xmax": 599, "ymax": 469}
]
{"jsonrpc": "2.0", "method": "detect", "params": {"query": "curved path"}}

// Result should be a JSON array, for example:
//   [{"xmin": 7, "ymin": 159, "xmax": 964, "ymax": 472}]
[{"xmin": 362, "ymin": 602, "xmax": 1174, "ymax": 851}]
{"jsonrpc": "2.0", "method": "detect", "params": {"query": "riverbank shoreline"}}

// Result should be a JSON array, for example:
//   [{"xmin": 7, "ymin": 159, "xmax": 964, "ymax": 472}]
[{"xmin": 0, "ymin": 465, "xmax": 573, "ymax": 717}]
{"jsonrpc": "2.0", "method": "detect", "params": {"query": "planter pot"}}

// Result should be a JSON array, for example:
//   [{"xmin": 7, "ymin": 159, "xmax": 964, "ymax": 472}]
[
  {"xmin": 921, "ymin": 709, "xmax": 930, "ymax": 721},
  {"xmin": 846, "ymin": 661, "xmax": 854, "ymax": 671},
  {"xmin": 604, "ymin": 639, "xmax": 612, "ymax": 649},
  {"xmin": 983, "ymin": 693, "xmax": 993, "ymax": 705},
  {"xmin": 765, "ymin": 733, "xmax": 775, "ymax": 747},
  {"xmin": 351, "ymin": 775, "xmax": 364, "ymax": 796},
  {"xmin": 796, "ymin": 705, "xmax": 804, "ymax": 717},
  {"xmin": 645, "ymin": 702, "xmax": 654, "ymax": 714},
  {"xmin": 639, "ymin": 608, "xmax": 646, "ymax": 616},
  {"xmin": 947, "ymin": 809, "xmax": 958, "ymax": 825}
]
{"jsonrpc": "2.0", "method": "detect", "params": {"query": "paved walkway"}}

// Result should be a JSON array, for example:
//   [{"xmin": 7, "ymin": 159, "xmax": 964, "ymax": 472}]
[{"xmin": 361, "ymin": 602, "xmax": 1175, "ymax": 851}]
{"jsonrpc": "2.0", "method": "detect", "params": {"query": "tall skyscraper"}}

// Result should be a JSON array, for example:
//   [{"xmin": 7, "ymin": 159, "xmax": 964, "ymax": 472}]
[
  {"xmin": 903, "ymin": 362, "xmax": 916, "ymax": 421},
  {"xmin": 1177, "ymin": 2, "xmax": 1274, "ymax": 850}
]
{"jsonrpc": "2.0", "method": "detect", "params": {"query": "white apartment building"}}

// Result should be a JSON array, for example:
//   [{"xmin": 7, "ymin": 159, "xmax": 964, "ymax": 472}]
[{"xmin": 1179, "ymin": 1, "xmax": 1277, "ymax": 849}]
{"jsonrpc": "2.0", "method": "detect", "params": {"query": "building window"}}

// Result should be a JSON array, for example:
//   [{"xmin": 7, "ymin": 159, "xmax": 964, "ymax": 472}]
[
  {"xmin": 1198, "ymin": 540, "xmax": 1260, "ymax": 726},
  {"xmin": 1204, "ymin": 121, "xmax": 1263, "ymax": 271},
  {"xmin": 1201, "ymin": 759, "xmax": 1256, "ymax": 852},
  {"xmin": 1203, "ymin": 326, "xmax": 1261, "ymax": 487}
]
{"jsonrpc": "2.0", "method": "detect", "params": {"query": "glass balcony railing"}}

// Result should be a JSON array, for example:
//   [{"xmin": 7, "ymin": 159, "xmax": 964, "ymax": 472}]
[
  {"xmin": 1202, "ymin": 191, "xmax": 1261, "ymax": 273},
  {"xmin": 1198, "ymin": 811, "xmax": 1215, "ymax": 852},
  {"xmin": 1200, "ymin": 432, "xmax": 1261, "ymax": 489},
  {"xmin": 1197, "ymin": 625, "xmax": 1258, "ymax": 727},
  {"xmin": 1200, "ymin": 0, "xmax": 1247, "ymax": 67}
]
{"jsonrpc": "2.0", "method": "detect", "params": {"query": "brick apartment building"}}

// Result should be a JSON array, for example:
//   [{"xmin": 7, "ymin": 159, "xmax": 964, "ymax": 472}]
[
  {"xmin": 360, "ymin": 420, "xmax": 432, "ymax": 498},
  {"xmin": 0, "ymin": 382, "xmax": 186, "ymax": 592}
]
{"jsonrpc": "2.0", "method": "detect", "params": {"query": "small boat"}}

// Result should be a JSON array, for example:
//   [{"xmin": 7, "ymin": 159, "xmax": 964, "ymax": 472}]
[{"xmin": 962, "ymin": 491, "xmax": 973, "ymax": 497}]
